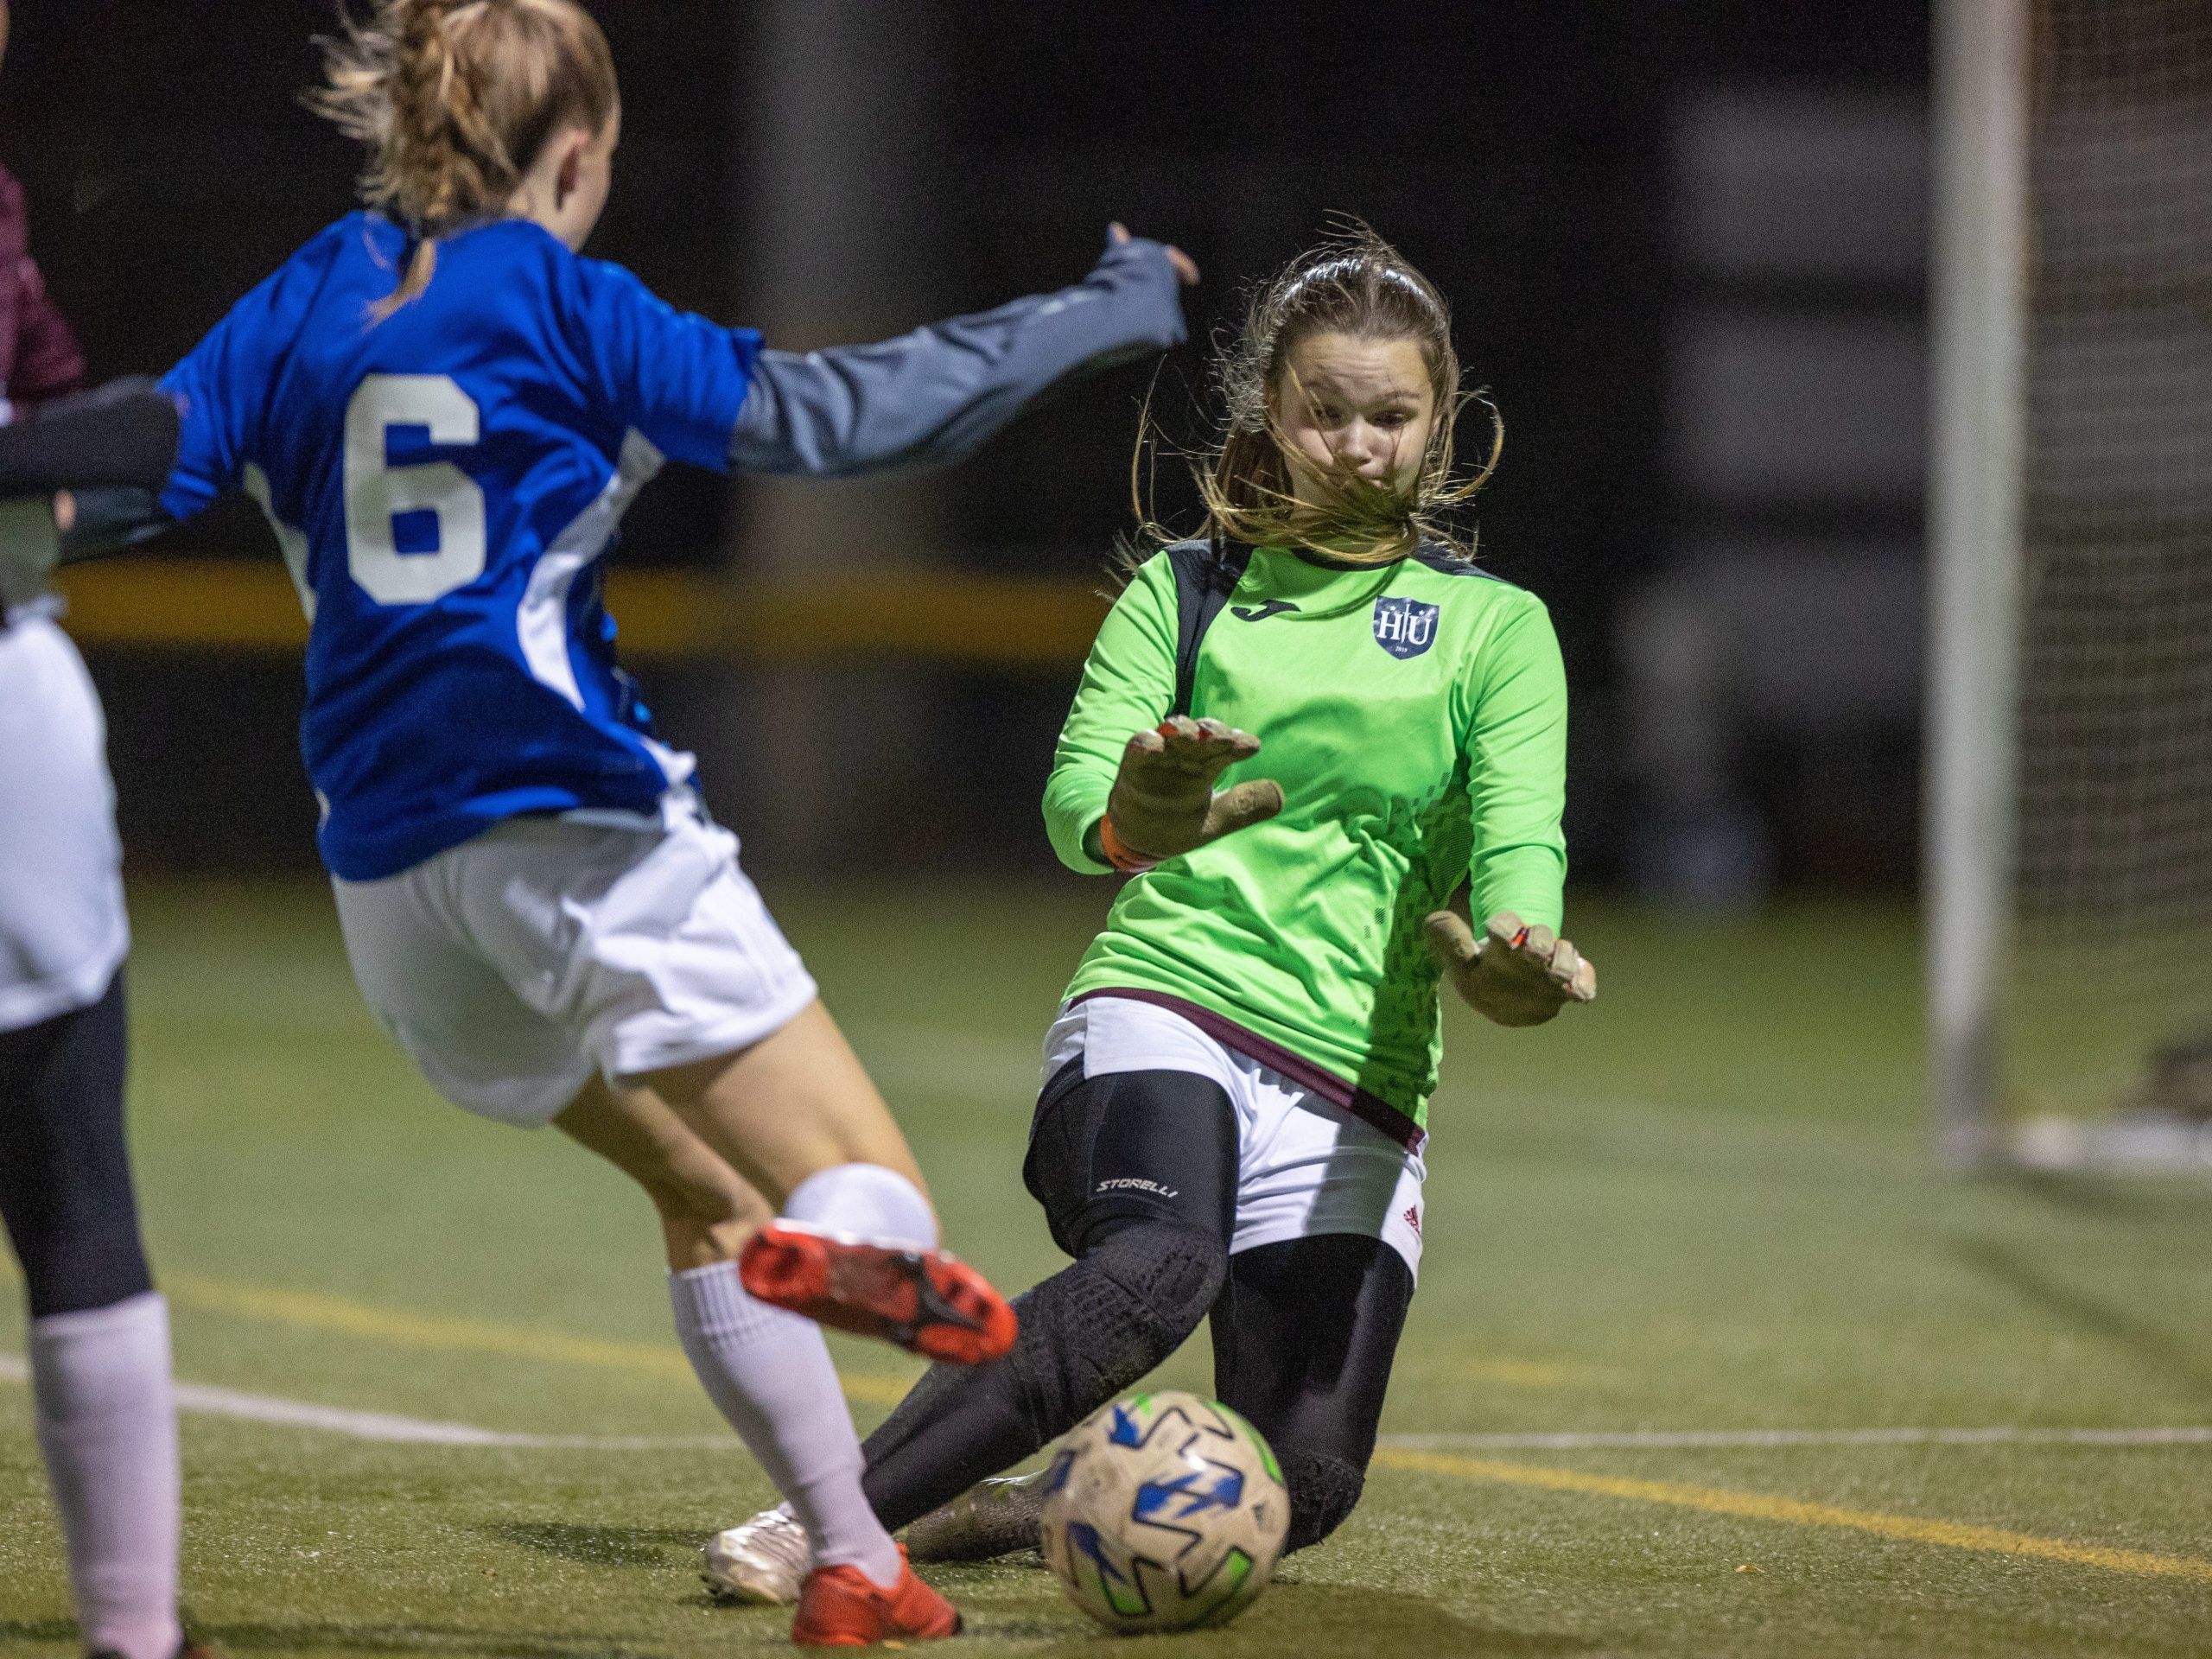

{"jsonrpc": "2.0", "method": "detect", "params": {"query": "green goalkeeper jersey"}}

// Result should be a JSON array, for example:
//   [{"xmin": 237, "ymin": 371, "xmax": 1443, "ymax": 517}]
[{"xmin": 1044, "ymin": 540, "xmax": 1568, "ymax": 1139}]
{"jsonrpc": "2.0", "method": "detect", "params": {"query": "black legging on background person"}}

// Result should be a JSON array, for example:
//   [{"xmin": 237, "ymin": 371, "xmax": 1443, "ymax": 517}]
[{"xmin": 0, "ymin": 975, "xmax": 148, "ymax": 1319}]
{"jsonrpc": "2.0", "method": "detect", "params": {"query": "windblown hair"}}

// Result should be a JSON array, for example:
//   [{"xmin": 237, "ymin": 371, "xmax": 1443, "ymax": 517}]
[
  {"xmin": 308, "ymin": 0, "xmax": 618, "ymax": 315},
  {"xmin": 1139, "ymin": 221, "xmax": 1499, "ymax": 569}
]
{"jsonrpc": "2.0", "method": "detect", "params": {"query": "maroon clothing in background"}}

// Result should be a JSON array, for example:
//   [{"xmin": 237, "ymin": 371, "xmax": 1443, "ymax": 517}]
[{"xmin": 0, "ymin": 162, "xmax": 86, "ymax": 409}]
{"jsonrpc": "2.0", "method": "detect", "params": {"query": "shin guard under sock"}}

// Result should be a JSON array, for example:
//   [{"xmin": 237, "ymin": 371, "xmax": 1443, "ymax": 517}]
[{"xmin": 670, "ymin": 1262, "xmax": 902, "ymax": 1588}]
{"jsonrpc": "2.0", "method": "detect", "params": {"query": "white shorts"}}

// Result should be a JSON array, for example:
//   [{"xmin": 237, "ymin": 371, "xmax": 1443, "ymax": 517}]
[
  {"xmin": 0, "ymin": 613, "xmax": 129, "ymax": 1033},
  {"xmin": 332, "ymin": 804, "xmax": 818, "ymax": 1128},
  {"xmin": 1042, "ymin": 995, "xmax": 1427, "ymax": 1278}
]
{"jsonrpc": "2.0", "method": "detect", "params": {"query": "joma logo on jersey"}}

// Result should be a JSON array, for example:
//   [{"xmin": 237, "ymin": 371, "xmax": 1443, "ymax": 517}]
[{"xmin": 1372, "ymin": 596, "xmax": 1440, "ymax": 659}]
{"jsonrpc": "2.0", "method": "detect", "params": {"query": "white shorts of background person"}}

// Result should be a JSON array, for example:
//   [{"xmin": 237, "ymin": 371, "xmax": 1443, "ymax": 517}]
[
  {"xmin": 0, "ymin": 610, "xmax": 129, "ymax": 1033},
  {"xmin": 331, "ymin": 799, "xmax": 818, "ymax": 1127},
  {"xmin": 1040, "ymin": 993, "xmax": 1427, "ymax": 1279}
]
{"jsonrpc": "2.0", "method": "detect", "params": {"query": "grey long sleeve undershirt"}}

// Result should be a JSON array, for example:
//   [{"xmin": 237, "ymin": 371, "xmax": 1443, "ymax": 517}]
[
  {"xmin": 727, "ymin": 235, "xmax": 1185, "ymax": 478},
  {"xmin": 36, "ymin": 236, "xmax": 1187, "ymax": 571}
]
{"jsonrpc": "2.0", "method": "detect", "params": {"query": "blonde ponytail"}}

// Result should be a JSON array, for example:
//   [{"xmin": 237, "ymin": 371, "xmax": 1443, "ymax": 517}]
[{"xmin": 308, "ymin": 0, "xmax": 618, "ymax": 315}]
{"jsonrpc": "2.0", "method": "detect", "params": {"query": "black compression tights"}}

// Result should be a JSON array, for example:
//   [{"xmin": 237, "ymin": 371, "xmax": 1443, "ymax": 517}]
[
  {"xmin": 1213, "ymin": 1233, "xmax": 1413, "ymax": 1549},
  {"xmin": 0, "ymin": 973, "xmax": 152, "ymax": 1319},
  {"xmin": 860, "ymin": 1066, "xmax": 1414, "ymax": 1552}
]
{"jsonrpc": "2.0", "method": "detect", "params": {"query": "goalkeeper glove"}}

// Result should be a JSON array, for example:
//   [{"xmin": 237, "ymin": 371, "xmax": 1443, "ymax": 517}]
[
  {"xmin": 1426, "ymin": 909, "xmax": 1597, "ymax": 1027},
  {"xmin": 1098, "ymin": 715, "xmax": 1284, "ymax": 869}
]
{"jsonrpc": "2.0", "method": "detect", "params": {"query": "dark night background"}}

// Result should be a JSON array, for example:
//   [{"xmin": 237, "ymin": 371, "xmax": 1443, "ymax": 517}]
[{"xmin": 0, "ymin": 2, "xmax": 1931, "ymax": 888}]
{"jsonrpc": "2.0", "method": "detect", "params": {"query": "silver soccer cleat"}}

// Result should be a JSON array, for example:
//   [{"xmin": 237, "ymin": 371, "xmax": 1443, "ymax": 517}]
[
  {"xmin": 903, "ymin": 1471, "xmax": 1048, "ymax": 1563},
  {"xmin": 703, "ymin": 1506, "xmax": 811, "ymax": 1606}
]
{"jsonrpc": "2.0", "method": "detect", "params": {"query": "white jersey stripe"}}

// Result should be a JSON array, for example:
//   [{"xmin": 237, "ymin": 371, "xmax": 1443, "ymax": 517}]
[
  {"xmin": 516, "ymin": 428, "xmax": 664, "ymax": 710},
  {"xmin": 244, "ymin": 462, "xmax": 315, "ymax": 622}
]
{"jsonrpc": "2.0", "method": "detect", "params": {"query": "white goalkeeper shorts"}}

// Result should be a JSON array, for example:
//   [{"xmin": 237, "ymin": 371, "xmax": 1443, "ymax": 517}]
[
  {"xmin": 332, "ymin": 801, "xmax": 817, "ymax": 1128},
  {"xmin": 1042, "ymin": 994, "xmax": 1427, "ymax": 1279}
]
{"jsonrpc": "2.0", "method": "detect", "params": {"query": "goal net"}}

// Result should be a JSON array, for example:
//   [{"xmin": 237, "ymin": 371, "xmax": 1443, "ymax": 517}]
[{"xmin": 2006, "ymin": 0, "xmax": 2212, "ymax": 1144}]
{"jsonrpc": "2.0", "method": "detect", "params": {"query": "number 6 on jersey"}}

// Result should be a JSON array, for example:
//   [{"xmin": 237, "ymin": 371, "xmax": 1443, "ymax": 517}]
[{"xmin": 344, "ymin": 373, "xmax": 487, "ymax": 604}]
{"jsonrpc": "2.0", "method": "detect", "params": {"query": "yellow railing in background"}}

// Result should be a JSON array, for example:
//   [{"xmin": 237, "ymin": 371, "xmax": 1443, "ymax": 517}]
[{"xmin": 54, "ymin": 557, "xmax": 1114, "ymax": 665}]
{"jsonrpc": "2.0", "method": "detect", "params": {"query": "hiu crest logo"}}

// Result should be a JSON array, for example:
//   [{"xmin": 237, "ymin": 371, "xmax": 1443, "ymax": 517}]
[{"xmin": 1371, "ymin": 595, "xmax": 1440, "ymax": 659}]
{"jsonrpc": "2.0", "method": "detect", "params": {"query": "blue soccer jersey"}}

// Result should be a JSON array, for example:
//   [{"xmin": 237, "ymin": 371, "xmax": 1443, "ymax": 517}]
[
  {"xmin": 148, "ymin": 211, "xmax": 1188, "ymax": 880},
  {"xmin": 160, "ymin": 213, "xmax": 760, "ymax": 880}
]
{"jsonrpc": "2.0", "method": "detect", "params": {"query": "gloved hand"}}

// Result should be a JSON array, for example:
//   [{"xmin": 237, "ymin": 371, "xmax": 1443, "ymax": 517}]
[
  {"xmin": 1099, "ymin": 715, "xmax": 1283, "ymax": 868},
  {"xmin": 1425, "ymin": 909, "xmax": 1597, "ymax": 1027}
]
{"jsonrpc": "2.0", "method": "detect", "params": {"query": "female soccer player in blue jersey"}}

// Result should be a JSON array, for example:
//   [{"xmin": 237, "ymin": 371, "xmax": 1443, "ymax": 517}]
[
  {"xmin": 0, "ymin": 0, "xmax": 1197, "ymax": 1643},
  {"xmin": 706, "ymin": 226, "xmax": 1597, "ymax": 1604}
]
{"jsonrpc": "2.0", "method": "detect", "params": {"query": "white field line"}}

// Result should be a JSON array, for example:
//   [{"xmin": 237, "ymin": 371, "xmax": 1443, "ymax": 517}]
[
  {"xmin": 5, "ymin": 1353, "xmax": 2207, "ymax": 1454},
  {"xmin": 1382, "ymin": 1426, "xmax": 2212, "ymax": 1451},
  {"xmin": 0, "ymin": 1354, "xmax": 731, "ymax": 1450}
]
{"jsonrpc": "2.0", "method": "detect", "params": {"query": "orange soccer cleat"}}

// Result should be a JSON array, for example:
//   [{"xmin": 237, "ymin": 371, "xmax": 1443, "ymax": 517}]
[
  {"xmin": 741, "ymin": 1222, "xmax": 1017, "ymax": 1365},
  {"xmin": 791, "ymin": 1548, "xmax": 963, "ymax": 1647}
]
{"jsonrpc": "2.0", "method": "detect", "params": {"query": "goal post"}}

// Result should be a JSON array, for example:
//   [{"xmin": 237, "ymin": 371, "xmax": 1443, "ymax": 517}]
[
  {"xmin": 1929, "ymin": 0, "xmax": 2212, "ymax": 1172},
  {"xmin": 1926, "ymin": 0, "xmax": 2031, "ymax": 1172}
]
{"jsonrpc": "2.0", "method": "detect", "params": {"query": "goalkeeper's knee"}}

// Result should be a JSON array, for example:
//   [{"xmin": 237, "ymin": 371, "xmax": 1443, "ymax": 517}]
[
  {"xmin": 1012, "ymin": 1218, "xmax": 1226, "ymax": 1433},
  {"xmin": 1085, "ymin": 1217, "xmax": 1227, "ymax": 1347}
]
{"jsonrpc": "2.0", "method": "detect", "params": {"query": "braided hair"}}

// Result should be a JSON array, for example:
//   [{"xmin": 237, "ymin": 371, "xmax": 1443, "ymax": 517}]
[{"xmin": 308, "ymin": 0, "xmax": 617, "ymax": 314}]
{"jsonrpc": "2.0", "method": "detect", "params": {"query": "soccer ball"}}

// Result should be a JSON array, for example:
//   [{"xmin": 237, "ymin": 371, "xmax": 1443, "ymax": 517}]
[{"xmin": 1039, "ymin": 1390, "xmax": 1289, "ymax": 1635}]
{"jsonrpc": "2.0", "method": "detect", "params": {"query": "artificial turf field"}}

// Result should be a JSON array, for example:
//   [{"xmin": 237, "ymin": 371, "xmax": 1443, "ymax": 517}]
[{"xmin": 3, "ymin": 879, "xmax": 2210, "ymax": 1657}]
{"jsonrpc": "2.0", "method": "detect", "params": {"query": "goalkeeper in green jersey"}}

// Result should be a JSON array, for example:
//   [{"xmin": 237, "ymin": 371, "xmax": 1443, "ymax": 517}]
[{"xmin": 706, "ymin": 226, "xmax": 1595, "ymax": 1602}]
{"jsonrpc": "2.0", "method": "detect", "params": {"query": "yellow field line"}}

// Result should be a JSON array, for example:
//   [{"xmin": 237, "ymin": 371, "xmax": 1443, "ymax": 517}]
[
  {"xmin": 52, "ymin": 558, "xmax": 1111, "ymax": 664},
  {"xmin": 161, "ymin": 1271, "xmax": 916, "ymax": 1407},
  {"xmin": 1371, "ymin": 1447, "xmax": 2212, "ymax": 1584}
]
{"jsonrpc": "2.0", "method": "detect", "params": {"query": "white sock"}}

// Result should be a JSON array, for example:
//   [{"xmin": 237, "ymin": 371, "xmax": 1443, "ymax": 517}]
[
  {"xmin": 670, "ymin": 1262, "xmax": 902, "ymax": 1588},
  {"xmin": 783, "ymin": 1163, "xmax": 939, "ymax": 1251},
  {"xmin": 29, "ymin": 1292, "xmax": 183, "ymax": 1659}
]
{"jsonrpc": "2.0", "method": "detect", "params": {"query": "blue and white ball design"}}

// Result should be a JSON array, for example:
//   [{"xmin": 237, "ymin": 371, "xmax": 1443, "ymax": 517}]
[{"xmin": 1039, "ymin": 1389, "xmax": 1290, "ymax": 1635}]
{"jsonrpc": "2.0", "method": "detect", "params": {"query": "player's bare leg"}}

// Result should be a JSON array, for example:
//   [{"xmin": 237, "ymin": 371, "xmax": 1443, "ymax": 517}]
[
  {"xmin": 639, "ymin": 1000, "xmax": 1016, "ymax": 1365},
  {"xmin": 554, "ymin": 1075, "xmax": 768, "ymax": 1268},
  {"xmin": 636, "ymin": 1000, "xmax": 925, "ymax": 1197}
]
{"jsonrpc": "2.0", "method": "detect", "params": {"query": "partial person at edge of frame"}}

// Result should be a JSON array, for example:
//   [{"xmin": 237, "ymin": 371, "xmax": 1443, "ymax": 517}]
[{"xmin": 0, "ymin": 2, "xmax": 207, "ymax": 1656}]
